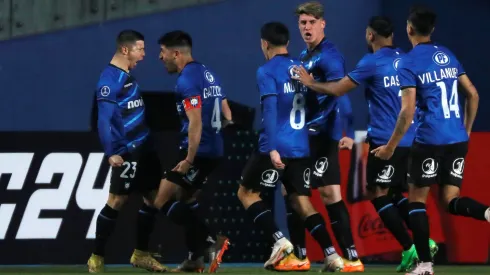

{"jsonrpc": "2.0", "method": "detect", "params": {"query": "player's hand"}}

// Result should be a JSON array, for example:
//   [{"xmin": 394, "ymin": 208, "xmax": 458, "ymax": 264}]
[
  {"xmin": 108, "ymin": 155, "xmax": 124, "ymax": 167},
  {"xmin": 270, "ymin": 150, "xmax": 285, "ymax": 170},
  {"xmin": 371, "ymin": 145, "xmax": 395, "ymax": 160},
  {"xmin": 339, "ymin": 137, "xmax": 354, "ymax": 150},
  {"xmin": 222, "ymin": 119, "xmax": 235, "ymax": 128},
  {"xmin": 172, "ymin": 159, "xmax": 192, "ymax": 174},
  {"xmin": 291, "ymin": 66, "xmax": 314, "ymax": 86}
]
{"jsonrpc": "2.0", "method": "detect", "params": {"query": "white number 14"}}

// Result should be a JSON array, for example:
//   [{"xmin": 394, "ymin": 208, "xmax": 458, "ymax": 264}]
[{"xmin": 436, "ymin": 80, "xmax": 460, "ymax": 119}]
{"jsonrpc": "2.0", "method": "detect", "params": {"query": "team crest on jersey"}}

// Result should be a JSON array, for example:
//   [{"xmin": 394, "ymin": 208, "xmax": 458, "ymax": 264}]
[
  {"xmin": 204, "ymin": 70, "xmax": 215, "ymax": 84},
  {"xmin": 313, "ymin": 157, "xmax": 328, "ymax": 177},
  {"xmin": 261, "ymin": 169, "xmax": 279, "ymax": 187},
  {"xmin": 393, "ymin": 58, "xmax": 401, "ymax": 71},
  {"xmin": 376, "ymin": 165, "xmax": 395, "ymax": 183},
  {"xmin": 182, "ymin": 96, "xmax": 202, "ymax": 110},
  {"xmin": 288, "ymin": 65, "xmax": 300, "ymax": 78},
  {"xmin": 100, "ymin": 86, "xmax": 110, "ymax": 97},
  {"xmin": 432, "ymin": 51, "xmax": 450, "ymax": 66},
  {"xmin": 451, "ymin": 158, "xmax": 464, "ymax": 179}
]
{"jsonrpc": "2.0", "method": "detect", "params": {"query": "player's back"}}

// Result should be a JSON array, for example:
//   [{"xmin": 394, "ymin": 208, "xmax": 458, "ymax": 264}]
[
  {"xmin": 399, "ymin": 43, "xmax": 467, "ymax": 145},
  {"xmin": 176, "ymin": 62, "xmax": 224, "ymax": 157},
  {"xmin": 359, "ymin": 47, "xmax": 415, "ymax": 147},
  {"xmin": 96, "ymin": 64, "xmax": 148, "ymax": 154},
  {"xmin": 299, "ymin": 39, "xmax": 346, "ymax": 133},
  {"xmin": 258, "ymin": 54, "xmax": 309, "ymax": 158}
]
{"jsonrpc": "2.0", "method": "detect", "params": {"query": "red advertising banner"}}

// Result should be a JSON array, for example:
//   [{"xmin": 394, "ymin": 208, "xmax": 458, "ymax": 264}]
[{"xmin": 306, "ymin": 132, "xmax": 490, "ymax": 263}]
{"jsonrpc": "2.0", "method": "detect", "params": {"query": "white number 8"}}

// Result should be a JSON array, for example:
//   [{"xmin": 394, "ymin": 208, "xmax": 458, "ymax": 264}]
[{"xmin": 290, "ymin": 93, "xmax": 305, "ymax": 129}]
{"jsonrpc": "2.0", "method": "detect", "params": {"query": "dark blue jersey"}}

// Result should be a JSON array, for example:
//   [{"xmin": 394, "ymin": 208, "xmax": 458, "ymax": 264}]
[
  {"xmin": 175, "ymin": 62, "xmax": 225, "ymax": 157},
  {"xmin": 95, "ymin": 64, "xmax": 149, "ymax": 156},
  {"xmin": 398, "ymin": 42, "xmax": 467, "ymax": 145},
  {"xmin": 257, "ymin": 54, "xmax": 309, "ymax": 158},
  {"xmin": 348, "ymin": 47, "xmax": 416, "ymax": 147},
  {"xmin": 299, "ymin": 39, "xmax": 346, "ymax": 136},
  {"xmin": 329, "ymin": 95, "xmax": 355, "ymax": 141}
]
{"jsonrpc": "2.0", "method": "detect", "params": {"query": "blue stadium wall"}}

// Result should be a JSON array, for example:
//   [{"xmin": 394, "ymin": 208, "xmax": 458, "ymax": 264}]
[{"xmin": 0, "ymin": 0, "xmax": 488, "ymax": 131}]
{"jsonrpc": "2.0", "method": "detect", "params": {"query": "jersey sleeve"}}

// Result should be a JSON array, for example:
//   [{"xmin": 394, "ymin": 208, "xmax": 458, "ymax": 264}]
[
  {"xmin": 397, "ymin": 57, "xmax": 417, "ymax": 89},
  {"xmin": 338, "ymin": 96, "xmax": 355, "ymax": 139},
  {"xmin": 347, "ymin": 54, "xmax": 375, "ymax": 85},
  {"xmin": 96, "ymin": 78, "xmax": 120, "ymax": 103},
  {"xmin": 177, "ymin": 74, "xmax": 202, "ymax": 111},
  {"xmin": 318, "ymin": 52, "xmax": 345, "ymax": 82},
  {"xmin": 256, "ymin": 67, "xmax": 277, "ymax": 98},
  {"xmin": 457, "ymin": 61, "xmax": 466, "ymax": 76}
]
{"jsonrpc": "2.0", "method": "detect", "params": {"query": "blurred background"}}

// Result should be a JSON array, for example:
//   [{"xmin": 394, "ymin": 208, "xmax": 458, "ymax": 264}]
[{"xmin": 0, "ymin": 0, "xmax": 489, "ymax": 267}]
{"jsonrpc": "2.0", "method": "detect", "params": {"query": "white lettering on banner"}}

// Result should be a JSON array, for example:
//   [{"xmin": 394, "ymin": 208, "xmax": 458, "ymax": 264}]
[
  {"xmin": 0, "ymin": 152, "xmax": 110, "ymax": 240},
  {"xmin": 16, "ymin": 153, "xmax": 83, "ymax": 239},
  {"xmin": 76, "ymin": 153, "xmax": 111, "ymax": 239}
]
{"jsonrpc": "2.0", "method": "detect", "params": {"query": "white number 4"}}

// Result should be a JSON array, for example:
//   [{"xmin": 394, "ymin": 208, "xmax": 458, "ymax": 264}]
[
  {"xmin": 120, "ymin": 161, "xmax": 137, "ymax": 179},
  {"xmin": 211, "ymin": 98, "xmax": 222, "ymax": 133},
  {"xmin": 436, "ymin": 80, "xmax": 460, "ymax": 119}
]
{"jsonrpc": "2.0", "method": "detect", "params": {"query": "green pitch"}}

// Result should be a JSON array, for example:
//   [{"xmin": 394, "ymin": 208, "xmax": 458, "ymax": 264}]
[{"xmin": 0, "ymin": 265, "xmax": 489, "ymax": 275}]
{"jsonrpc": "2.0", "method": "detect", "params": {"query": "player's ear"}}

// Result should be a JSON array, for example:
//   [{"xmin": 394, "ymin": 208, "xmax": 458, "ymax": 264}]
[
  {"xmin": 321, "ymin": 19, "xmax": 326, "ymax": 29},
  {"xmin": 120, "ymin": 45, "xmax": 129, "ymax": 55}
]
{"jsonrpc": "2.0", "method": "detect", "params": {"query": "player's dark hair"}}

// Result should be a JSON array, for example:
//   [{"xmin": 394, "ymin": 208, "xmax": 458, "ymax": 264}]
[
  {"xmin": 295, "ymin": 1, "xmax": 324, "ymax": 19},
  {"xmin": 368, "ymin": 16, "xmax": 393, "ymax": 38},
  {"xmin": 408, "ymin": 5, "xmax": 436, "ymax": 36},
  {"xmin": 261, "ymin": 22, "xmax": 289, "ymax": 47},
  {"xmin": 157, "ymin": 30, "xmax": 193, "ymax": 49},
  {"xmin": 116, "ymin": 30, "xmax": 144, "ymax": 47}
]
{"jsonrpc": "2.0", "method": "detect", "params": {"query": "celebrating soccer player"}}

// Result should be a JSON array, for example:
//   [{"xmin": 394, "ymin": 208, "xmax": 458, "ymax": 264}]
[
  {"xmin": 88, "ymin": 30, "xmax": 167, "ymax": 273},
  {"xmin": 153, "ymin": 30, "xmax": 230, "ymax": 273},
  {"xmin": 238, "ymin": 21, "xmax": 345, "ymax": 272},
  {"xmin": 284, "ymin": 2, "xmax": 363, "ymax": 272},
  {"xmin": 370, "ymin": 6, "xmax": 489, "ymax": 275}
]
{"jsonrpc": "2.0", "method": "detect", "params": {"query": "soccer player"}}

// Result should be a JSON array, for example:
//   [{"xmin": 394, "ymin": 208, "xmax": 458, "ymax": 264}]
[
  {"xmin": 293, "ymin": 15, "xmax": 441, "ymax": 272},
  {"xmin": 371, "ymin": 6, "xmax": 489, "ymax": 275},
  {"xmin": 154, "ymin": 30, "xmax": 230, "ymax": 273},
  {"xmin": 238, "ymin": 21, "xmax": 344, "ymax": 272},
  {"xmin": 88, "ymin": 30, "xmax": 167, "ymax": 273},
  {"xmin": 286, "ymin": 2, "xmax": 362, "ymax": 272}
]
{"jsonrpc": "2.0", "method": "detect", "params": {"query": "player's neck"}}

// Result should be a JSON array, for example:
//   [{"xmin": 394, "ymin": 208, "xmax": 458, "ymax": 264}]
[
  {"xmin": 372, "ymin": 41, "xmax": 393, "ymax": 53},
  {"xmin": 268, "ymin": 48, "xmax": 288, "ymax": 60},
  {"xmin": 307, "ymin": 34, "xmax": 325, "ymax": 51},
  {"xmin": 177, "ymin": 55, "xmax": 194, "ymax": 73},
  {"xmin": 110, "ymin": 54, "xmax": 130, "ymax": 72},
  {"xmin": 410, "ymin": 36, "xmax": 431, "ymax": 48}
]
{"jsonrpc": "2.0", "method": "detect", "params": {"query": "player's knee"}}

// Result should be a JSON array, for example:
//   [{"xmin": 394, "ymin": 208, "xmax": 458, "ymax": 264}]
[
  {"xmin": 107, "ymin": 194, "xmax": 128, "ymax": 210},
  {"xmin": 290, "ymin": 195, "xmax": 316, "ymax": 218},
  {"xmin": 319, "ymin": 185, "xmax": 342, "ymax": 205},
  {"xmin": 237, "ymin": 185, "xmax": 258, "ymax": 203},
  {"xmin": 367, "ymin": 186, "xmax": 389, "ymax": 199}
]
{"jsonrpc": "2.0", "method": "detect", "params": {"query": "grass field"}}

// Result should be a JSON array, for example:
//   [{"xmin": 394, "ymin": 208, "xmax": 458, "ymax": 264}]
[{"xmin": 0, "ymin": 264, "xmax": 489, "ymax": 275}]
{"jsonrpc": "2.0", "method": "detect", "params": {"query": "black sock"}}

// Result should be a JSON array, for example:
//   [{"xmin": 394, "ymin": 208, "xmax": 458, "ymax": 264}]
[
  {"xmin": 304, "ymin": 213, "xmax": 336, "ymax": 257},
  {"xmin": 160, "ymin": 200, "xmax": 193, "ymax": 226},
  {"xmin": 372, "ymin": 196, "xmax": 413, "ymax": 250},
  {"xmin": 448, "ymin": 197, "xmax": 488, "ymax": 221},
  {"xmin": 187, "ymin": 201, "xmax": 215, "ymax": 242},
  {"xmin": 246, "ymin": 201, "xmax": 284, "ymax": 242},
  {"xmin": 392, "ymin": 192, "xmax": 410, "ymax": 228},
  {"xmin": 94, "ymin": 204, "xmax": 119, "ymax": 256},
  {"xmin": 285, "ymin": 197, "xmax": 307, "ymax": 259},
  {"xmin": 135, "ymin": 204, "xmax": 157, "ymax": 252},
  {"xmin": 326, "ymin": 201, "xmax": 358, "ymax": 260},
  {"xmin": 408, "ymin": 202, "xmax": 431, "ymax": 262},
  {"xmin": 187, "ymin": 201, "xmax": 214, "ymax": 260}
]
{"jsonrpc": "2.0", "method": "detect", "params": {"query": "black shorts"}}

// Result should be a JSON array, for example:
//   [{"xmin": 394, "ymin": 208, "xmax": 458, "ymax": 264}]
[
  {"xmin": 367, "ymin": 142, "xmax": 410, "ymax": 190},
  {"xmin": 309, "ymin": 134, "xmax": 340, "ymax": 188},
  {"xmin": 110, "ymin": 141, "xmax": 160, "ymax": 195},
  {"xmin": 163, "ymin": 150, "xmax": 222, "ymax": 192},
  {"xmin": 240, "ymin": 152, "xmax": 311, "ymax": 196},
  {"xmin": 410, "ymin": 141, "xmax": 468, "ymax": 187}
]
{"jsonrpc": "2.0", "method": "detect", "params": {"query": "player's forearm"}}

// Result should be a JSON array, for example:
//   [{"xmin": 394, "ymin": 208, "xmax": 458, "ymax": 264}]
[
  {"xmin": 263, "ymin": 96, "xmax": 278, "ymax": 151},
  {"xmin": 186, "ymin": 120, "xmax": 202, "ymax": 163},
  {"xmin": 387, "ymin": 108, "xmax": 414, "ymax": 149},
  {"xmin": 222, "ymin": 99, "xmax": 232, "ymax": 121},
  {"xmin": 306, "ymin": 81, "xmax": 342, "ymax": 96},
  {"xmin": 464, "ymin": 93, "xmax": 479, "ymax": 134}
]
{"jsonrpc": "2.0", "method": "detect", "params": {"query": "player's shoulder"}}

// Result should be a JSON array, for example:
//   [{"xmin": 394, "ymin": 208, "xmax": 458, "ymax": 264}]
[
  {"xmin": 319, "ymin": 39, "xmax": 344, "ymax": 58},
  {"xmin": 97, "ymin": 65, "xmax": 127, "ymax": 88}
]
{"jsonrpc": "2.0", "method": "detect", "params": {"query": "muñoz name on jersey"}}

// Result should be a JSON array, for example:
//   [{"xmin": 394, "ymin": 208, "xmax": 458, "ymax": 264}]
[
  {"xmin": 348, "ymin": 46, "xmax": 415, "ymax": 147},
  {"xmin": 397, "ymin": 42, "xmax": 467, "ymax": 145},
  {"xmin": 257, "ymin": 54, "xmax": 309, "ymax": 158},
  {"xmin": 175, "ymin": 62, "xmax": 225, "ymax": 157}
]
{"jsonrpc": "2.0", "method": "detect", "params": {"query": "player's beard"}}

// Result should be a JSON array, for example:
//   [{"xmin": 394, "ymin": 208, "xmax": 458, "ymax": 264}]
[{"xmin": 367, "ymin": 44, "xmax": 374, "ymax": 53}]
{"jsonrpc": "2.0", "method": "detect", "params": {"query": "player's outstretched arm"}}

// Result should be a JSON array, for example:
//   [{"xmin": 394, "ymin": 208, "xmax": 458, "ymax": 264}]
[
  {"xmin": 458, "ymin": 74, "xmax": 479, "ymax": 136},
  {"xmin": 221, "ymin": 99, "xmax": 232, "ymax": 121},
  {"xmin": 387, "ymin": 87, "xmax": 416, "ymax": 149},
  {"xmin": 292, "ymin": 66, "xmax": 357, "ymax": 96},
  {"xmin": 185, "ymin": 108, "xmax": 202, "ymax": 163}
]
